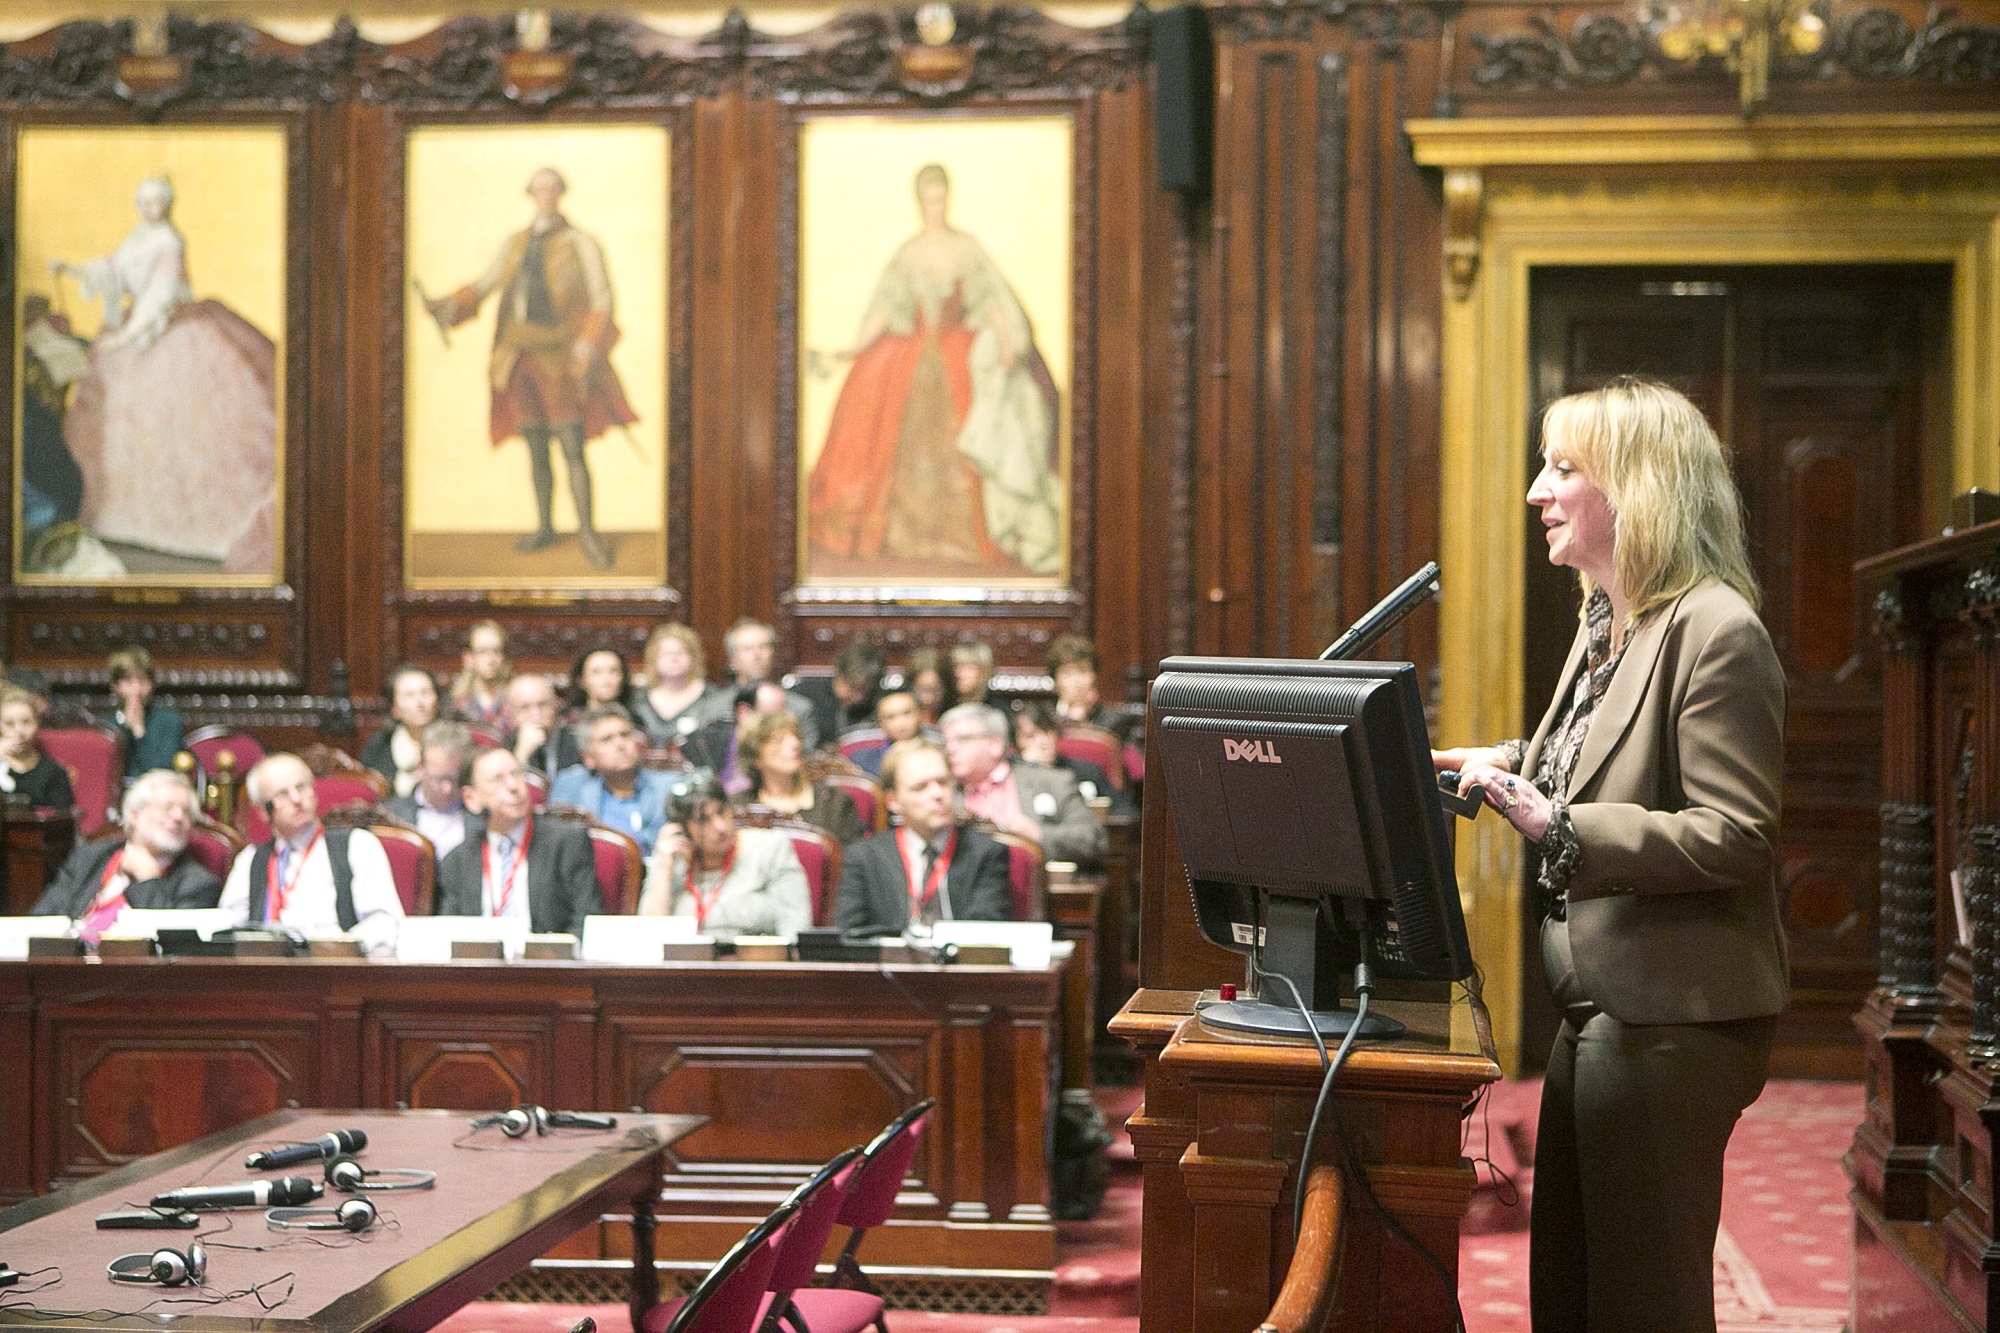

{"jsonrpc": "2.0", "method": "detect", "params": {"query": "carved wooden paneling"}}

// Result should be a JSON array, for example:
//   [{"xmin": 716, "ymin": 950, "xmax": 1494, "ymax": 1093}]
[{"xmin": 371, "ymin": 1016, "xmax": 557, "ymax": 1110}]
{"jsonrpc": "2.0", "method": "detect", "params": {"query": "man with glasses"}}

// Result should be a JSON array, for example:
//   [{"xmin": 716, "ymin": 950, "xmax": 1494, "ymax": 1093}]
[
  {"xmin": 32, "ymin": 769, "xmax": 220, "ymax": 941},
  {"xmin": 438, "ymin": 746, "xmax": 602, "ymax": 932},
  {"xmin": 386, "ymin": 721, "xmax": 481, "ymax": 861},
  {"xmin": 549, "ymin": 705, "xmax": 675, "ymax": 852},
  {"xmin": 504, "ymin": 673, "xmax": 582, "ymax": 781}
]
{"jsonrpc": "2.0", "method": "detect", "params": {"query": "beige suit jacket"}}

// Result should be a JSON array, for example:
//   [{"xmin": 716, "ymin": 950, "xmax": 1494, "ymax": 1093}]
[{"xmin": 1522, "ymin": 580, "xmax": 1789, "ymax": 1025}]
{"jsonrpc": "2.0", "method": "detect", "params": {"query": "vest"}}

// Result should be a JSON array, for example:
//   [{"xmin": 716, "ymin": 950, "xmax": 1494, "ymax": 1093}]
[{"xmin": 247, "ymin": 827, "xmax": 356, "ymax": 931}]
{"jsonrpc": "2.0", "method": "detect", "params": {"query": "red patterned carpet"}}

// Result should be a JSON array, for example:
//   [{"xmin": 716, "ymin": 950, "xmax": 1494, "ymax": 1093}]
[{"xmin": 437, "ymin": 1078, "xmax": 1856, "ymax": 1333}]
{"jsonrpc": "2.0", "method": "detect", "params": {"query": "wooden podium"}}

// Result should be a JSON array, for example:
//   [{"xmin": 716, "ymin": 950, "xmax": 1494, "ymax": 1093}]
[{"xmin": 1849, "ymin": 525, "xmax": 2000, "ymax": 1333}]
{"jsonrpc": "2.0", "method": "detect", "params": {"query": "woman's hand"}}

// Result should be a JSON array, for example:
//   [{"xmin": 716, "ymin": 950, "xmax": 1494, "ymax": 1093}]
[
  {"xmin": 1431, "ymin": 745, "xmax": 1512, "ymax": 776},
  {"xmin": 1458, "ymin": 766, "xmax": 1553, "ymax": 842}
]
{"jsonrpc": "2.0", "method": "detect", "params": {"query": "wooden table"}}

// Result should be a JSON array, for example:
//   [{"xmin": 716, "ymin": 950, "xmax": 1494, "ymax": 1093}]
[
  {"xmin": 0, "ymin": 1106, "xmax": 698, "ymax": 1332},
  {"xmin": 1111, "ymin": 985, "xmax": 1500, "ymax": 1333},
  {"xmin": 0, "ymin": 953, "xmax": 1065, "ymax": 1290}
]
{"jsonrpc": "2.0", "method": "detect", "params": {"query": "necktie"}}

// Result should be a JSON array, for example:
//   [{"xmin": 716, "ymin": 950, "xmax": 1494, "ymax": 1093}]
[{"xmin": 917, "ymin": 839, "xmax": 943, "ymax": 929}]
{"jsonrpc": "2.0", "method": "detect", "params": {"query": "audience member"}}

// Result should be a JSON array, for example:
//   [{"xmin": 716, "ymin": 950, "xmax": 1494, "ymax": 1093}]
[
  {"xmin": 637, "ymin": 774, "xmax": 811, "ymax": 936},
  {"xmin": 1013, "ymin": 702, "xmax": 1135, "ymax": 817},
  {"xmin": 222, "ymin": 753, "xmax": 404, "ymax": 954},
  {"xmin": 803, "ymin": 640, "xmax": 886, "ymax": 745},
  {"xmin": 732, "ymin": 710, "xmax": 867, "ymax": 846},
  {"xmin": 949, "ymin": 641, "xmax": 1003, "ymax": 709},
  {"xmin": 437, "ymin": 746, "xmax": 602, "ymax": 934},
  {"xmin": 941, "ymin": 702, "xmax": 1105, "ymax": 866},
  {"xmin": 550, "ymin": 705, "xmax": 674, "ymax": 851},
  {"xmin": 847, "ymin": 689, "xmax": 934, "ymax": 777},
  {"xmin": 1048, "ymin": 633, "xmax": 1136, "ymax": 743},
  {"xmin": 681, "ymin": 681, "xmax": 787, "ymax": 792},
  {"xmin": 108, "ymin": 647, "xmax": 182, "ymax": 780},
  {"xmin": 385, "ymin": 722, "xmax": 480, "ymax": 861},
  {"xmin": 721, "ymin": 618, "xmax": 819, "ymax": 747},
  {"xmin": 505, "ymin": 673, "xmax": 581, "ymax": 781},
  {"xmin": 362, "ymin": 664, "xmax": 440, "ymax": 797},
  {"xmin": 32, "ymin": 770, "xmax": 219, "ymax": 940},
  {"xmin": 449, "ymin": 620, "xmax": 513, "ymax": 730},
  {"xmin": 834, "ymin": 739, "xmax": 1010, "ymax": 936},
  {"xmin": 903, "ymin": 647, "xmax": 952, "ymax": 724},
  {"xmin": 564, "ymin": 645, "xmax": 634, "ymax": 749},
  {"xmin": 0, "ymin": 687, "xmax": 74, "ymax": 809},
  {"xmin": 631, "ymin": 623, "xmax": 725, "ymax": 747}
]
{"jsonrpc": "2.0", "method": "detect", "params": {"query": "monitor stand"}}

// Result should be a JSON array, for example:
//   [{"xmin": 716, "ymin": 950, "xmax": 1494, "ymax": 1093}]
[{"xmin": 1199, "ymin": 896, "xmax": 1406, "ymax": 1040}]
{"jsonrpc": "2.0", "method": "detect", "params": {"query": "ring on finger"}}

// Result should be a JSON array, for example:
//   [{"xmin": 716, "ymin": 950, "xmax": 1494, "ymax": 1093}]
[{"xmin": 1503, "ymin": 791, "xmax": 1518, "ymax": 810}]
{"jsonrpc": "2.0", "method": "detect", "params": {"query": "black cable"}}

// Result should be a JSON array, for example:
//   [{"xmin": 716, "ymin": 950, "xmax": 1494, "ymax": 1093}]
[
  {"xmin": 0, "ymin": 1271, "xmax": 294, "ymax": 1320},
  {"xmin": 0, "ymin": 1265, "xmax": 61, "ymax": 1297}
]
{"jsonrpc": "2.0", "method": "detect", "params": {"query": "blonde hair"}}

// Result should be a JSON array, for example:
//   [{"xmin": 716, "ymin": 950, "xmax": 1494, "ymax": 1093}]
[
  {"xmin": 1540, "ymin": 378, "xmax": 1758, "ymax": 622},
  {"xmin": 735, "ymin": 708, "xmax": 802, "ymax": 790},
  {"xmin": 644, "ymin": 622, "xmax": 707, "ymax": 686},
  {"xmin": 450, "ymin": 619, "xmax": 513, "ymax": 706}
]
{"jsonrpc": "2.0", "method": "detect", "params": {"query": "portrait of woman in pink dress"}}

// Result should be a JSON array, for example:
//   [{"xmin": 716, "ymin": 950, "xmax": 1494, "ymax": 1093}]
[
  {"xmin": 806, "ymin": 164, "xmax": 1064, "ymax": 580},
  {"xmin": 44, "ymin": 175, "xmax": 278, "ymax": 578}
]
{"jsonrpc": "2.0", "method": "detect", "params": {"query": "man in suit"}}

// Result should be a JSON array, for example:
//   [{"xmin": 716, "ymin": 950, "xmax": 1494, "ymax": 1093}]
[
  {"xmin": 835, "ymin": 739, "xmax": 1011, "ymax": 937},
  {"xmin": 437, "ymin": 746, "xmax": 602, "ymax": 935},
  {"xmin": 33, "ymin": 769, "xmax": 220, "ymax": 939},
  {"xmin": 941, "ymin": 703, "xmax": 1106, "ymax": 866},
  {"xmin": 385, "ymin": 721, "xmax": 482, "ymax": 861},
  {"xmin": 505, "ymin": 673, "xmax": 582, "ymax": 781}
]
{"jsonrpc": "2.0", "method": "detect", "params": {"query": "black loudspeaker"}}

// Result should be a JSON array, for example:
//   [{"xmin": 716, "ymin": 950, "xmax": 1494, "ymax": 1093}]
[{"xmin": 1153, "ymin": 4, "xmax": 1213, "ymax": 197}]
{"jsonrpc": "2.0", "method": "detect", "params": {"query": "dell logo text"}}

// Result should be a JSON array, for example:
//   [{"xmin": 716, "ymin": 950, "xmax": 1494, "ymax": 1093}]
[{"xmin": 1222, "ymin": 739, "xmax": 1282, "ymax": 764}]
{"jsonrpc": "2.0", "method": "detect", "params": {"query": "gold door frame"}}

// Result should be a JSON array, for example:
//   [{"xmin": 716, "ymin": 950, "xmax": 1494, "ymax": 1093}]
[{"xmin": 1406, "ymin": 112, "xmax": 2000, "ymax": 1072}]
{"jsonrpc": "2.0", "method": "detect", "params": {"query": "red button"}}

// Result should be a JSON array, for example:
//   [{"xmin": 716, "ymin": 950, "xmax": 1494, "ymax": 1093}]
[{"xmin": 1219, "ymin": 983, "xmax": 1237, "ymax": 1001}]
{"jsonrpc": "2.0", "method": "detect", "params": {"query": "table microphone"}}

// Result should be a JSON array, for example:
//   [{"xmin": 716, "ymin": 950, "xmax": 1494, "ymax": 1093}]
[
  {"xmin": 245, "ymin": 1128, "xmax": 368, "ymax": 1171},
  {"xmin": 150, "ymin": 1176, "xmax": 322, "ymax": 1211}
]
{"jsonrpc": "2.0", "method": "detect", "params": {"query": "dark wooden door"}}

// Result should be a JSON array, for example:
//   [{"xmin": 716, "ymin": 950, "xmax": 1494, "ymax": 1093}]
[{"xmin": 1524, "ymin": 265, "xmax": 1950, "ymax": 1077}]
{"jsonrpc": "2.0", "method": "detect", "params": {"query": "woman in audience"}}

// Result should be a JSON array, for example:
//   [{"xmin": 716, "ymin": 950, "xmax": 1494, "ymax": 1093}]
[
  {"xmin": 449, "ymin": 620, "xmax": 512, "ymax": 729},
  {"xmin": 638, "ymin": 774, "xmax": 812, "ymax": 937},
  {"xmin": 362, "ymin": 663, "xmax": 440, "ymax": 797},
  {"xmin": 1048, "ymin": 633, "xmax": 1136, "ymax": 743},
  {"xmin": 565, "ymin": 644, "xmax": 635, "ymax": 752},
  {"xmin": 631, "ymin": 624, "xmax": 723, "ymax": 747},
  {"xmin": 0, "ymin": 688, "xmax": 75, "ymax": 808},
  {"xmin": 950, "ymin": 640, "xmax": 999, "ymax": 707},
  {"xmin": 1013, "ymin": 701, "xmax": 1134, "ymax": 817},
  {"xmin": 903, "ymin": 646, "xmax": 952, "ymax": 725},
  {"xmin": 108, "ymin": 646, "xmax": 182, "ymax": 779},
  {"xmin": 733, "ymin": 710, "xmax": 867, "ymax": 846}
]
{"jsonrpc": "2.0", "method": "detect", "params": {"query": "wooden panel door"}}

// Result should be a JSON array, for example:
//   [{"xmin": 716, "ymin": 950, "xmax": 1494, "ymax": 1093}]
[{"xmin": 1527, "ymin": 265, "xmax": 1949, "ymax": 1077}]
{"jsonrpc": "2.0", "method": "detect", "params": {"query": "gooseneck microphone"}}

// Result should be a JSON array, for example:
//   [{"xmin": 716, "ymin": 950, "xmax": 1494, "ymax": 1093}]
[
  {"xmin": 150, "ymin": 1176, "xmax": 322, "ymax": 1211},
  {"xmin": 245, "ymin": 1128, "xmax": 368, "ymax": 1171},
  {"xmin": 1319, "ymin": 561, "xmax": 1441, "ymax": 662}
]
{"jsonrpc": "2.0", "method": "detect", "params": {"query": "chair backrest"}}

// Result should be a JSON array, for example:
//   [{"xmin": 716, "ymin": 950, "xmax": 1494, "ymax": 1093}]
[
  {"xmin": 184, "ymin": 726, "xmax": 266, "ymax": 777},
  {"xmin": 973, "ymin": 823, "xmax": 1047, "ymax": 922},
  {"xmin": 766, "ymin": 1147, "xmax": 863, "ymax": 1298},
  {"xmin": 1056, "ymin": 723, "xmax": 1125, "ymax": 791},
  {"xmin": 819, "ymin": 771, "xmax": 887, "ymax": 833},
  {"xmin": 365, "ymin": 822, "xmax": 437, "ymax": 915},
  {"xmin": 539, "ymin": 807, "xmax": 646, "ymax": 915},
  {"xmin": 663, "ymin": 1197, "xmax": 799, "ymax": 1333},
  {"xmin": 524, "ymin": 769, "xmax": 550, "ymax": 808},
  {"xmin": 40, "ymin": 724, "xmax": 124, "ymax": 834},
  {"xmin": 834, "ymin": 729, "xmax": 887, "ymax": 763},
  {"xmin": 300, "ymin": 742, "xmax": 390, "ymax": 793},
  {"xmin": 241, "ymin": 779, "xmax": 389, "ymax": 845},
  {"xmin": 835, "ymin": 1099, "xmax": 935, "ymax": 1231},
  {"xmin": 184, "ymin": 814, "xmax": 246, "ymax": 883},
  {"xmin": 465, "ymin": 724, "xmax": 505, "ymax": 749},
  {"xmin": 739, "ymin": 814, "xmax": 842, "ymax": 927}
]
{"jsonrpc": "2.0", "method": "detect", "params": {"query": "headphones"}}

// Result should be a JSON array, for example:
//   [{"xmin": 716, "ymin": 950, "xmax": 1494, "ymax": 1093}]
[
  {"xmin": 325, "ymin": 1154, "xmax": 434, "ymax": 1192},
  {"xmin": 266, "ymin": 1197, "xmax": 376, "ymax": 1233},
  {"xmin": 469, "ymin": 1105, "xmax": 617, "ymax": 1138},
  {"xmin": 107, "ymin": 1242, "xmax": 206, "ymax": 1287}
]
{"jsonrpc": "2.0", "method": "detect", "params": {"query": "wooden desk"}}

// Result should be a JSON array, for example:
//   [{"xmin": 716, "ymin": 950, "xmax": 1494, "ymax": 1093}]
[
  {"xmin": 0, "ymin": 1107, "xmax": 696, "ymax": 1332},
  {"xmin": 1111, "ymin": 986, "xmax": 1500, "ymax": 1333},
  {"xmin": 0, "ymin": 955, "xmax": 1064, "ymax": 1287},
  {"xmin": 1, "ymin": 803, "xmax": 72, "ymax": 916}
]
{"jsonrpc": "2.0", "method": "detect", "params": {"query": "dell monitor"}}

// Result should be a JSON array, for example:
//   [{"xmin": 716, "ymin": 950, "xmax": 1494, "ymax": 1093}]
[{"xmin": 1150, "ymin": 655, "xmax": 1475, "ymax": 1039}]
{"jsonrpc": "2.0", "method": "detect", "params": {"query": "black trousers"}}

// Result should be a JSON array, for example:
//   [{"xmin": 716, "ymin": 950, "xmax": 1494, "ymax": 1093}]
[{"xmin": 1530, "ymin": 918, "xmax": 1775, "ymax": 1333}]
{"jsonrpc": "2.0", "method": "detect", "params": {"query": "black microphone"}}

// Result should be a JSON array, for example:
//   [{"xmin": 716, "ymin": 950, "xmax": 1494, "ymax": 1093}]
[
  {"xmin": 545, "ymin": 1110, "xmax": 617, "ymax": 1131},
  {"xmin": 245, "ymin": 1129, "xmax": 367, "ymax": 1171},
  {"xmin": 1319, "ymin": 561, "xmax": 1441, "ymax": 661},
  {"xmin": 150, "ymin": 1176, "xmax": 322, "ymax": 1211}
]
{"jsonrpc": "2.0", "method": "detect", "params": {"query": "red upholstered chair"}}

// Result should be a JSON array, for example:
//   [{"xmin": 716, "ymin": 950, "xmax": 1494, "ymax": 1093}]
[
  {"xmin": 184, "ymin": 814, "xmax": 247, "ymax": 884},
  {"xmin": 973, "ymin": 823, "xmax": 1048, "ymax": 922},
  {"xmin": 40, "ymin": 724, "xmax": 124, "ymax": 834},
  {"xmin": 524, "ymin": 769, "xmax": 550, "ymax": 808},
  {"xmin": 1124, "ymin": 743, "xmax": 1144, "ymax": 789},
  {"xmin": 789, "ymin": 1098, "xmax": 935, "ymax": 1326},
  {"xmin": 763, "ymin": 815, "xmax": 843, "ymax": 928},
  {"xmin": 465, "ymin": 724, "xmax": 505, "ymax": 749},
  {"xmin": 184, "ymin": 726, "xmax": 266, "ymax": 779},
  {"xmin": 240, "ymin": 777, "xmax": 394, "ymax": 845},
  {"xmin": 820, "ymin": 772, "xmax": 886, "ymax": 834},
  {"xmin": 366, "ymin": 822, "xmax": 437, "ymax": 916},
  {"xmin": 641, "ymin": 1195, "xmax": 799, "ymax": 1333},
  {"xmin": 762, "ymin": 1147, "xmax": 863, "ymax": 1333},
  {"xmin": 542, "ymin": 805, "xmax": 646, "ymax": 914},
  {"xmin": 836, "ymin": 728, "xmax": 887, "ymax": 764},
  {"xmin": 1056, "ymin": 723, "xmax": 1126, "ymax": 792}
]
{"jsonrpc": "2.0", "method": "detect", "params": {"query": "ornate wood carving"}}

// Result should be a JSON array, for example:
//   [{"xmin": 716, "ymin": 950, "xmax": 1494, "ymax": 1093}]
[
  {"xmin": 1878, "ymin": 800, "xmax": 1939, "ymax": 1001},
  {"xmin": 1468, "ymin": 12, "xmax": 1648, "ymax": 92},
  {"xmin": 1963, "ymin": 824, "xmax": 1999, "ymax": 1058},
  {"xmin": 360, "ymin": 13, "xmax": 735, "ymax": 108},
  {"xmin": 0, "ymin": 17, "xmax": 363, "ymax": 113},
  {"xmin": 1876, "ymin": 579, "xmax": 1917, "ymax": 655}
]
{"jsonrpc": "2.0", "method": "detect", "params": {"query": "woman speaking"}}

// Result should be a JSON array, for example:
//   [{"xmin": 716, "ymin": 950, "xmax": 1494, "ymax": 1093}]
[{"xmin": 1434, "ymin": 378, "xmax": 1787, "ymax": 1333}]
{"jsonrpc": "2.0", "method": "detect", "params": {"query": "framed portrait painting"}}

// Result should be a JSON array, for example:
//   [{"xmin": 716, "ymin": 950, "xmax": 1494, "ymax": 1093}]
[
  {"xmin": 795, "ymin": 112, "xmax": 1075, "ymax": 592},
  {"xmin": 13, "ymin": 124, "xmax": 288, "ymax": 586},
  {"xmin": 402, "ymin": 122, "xmax": 670, "ymax": 591}
]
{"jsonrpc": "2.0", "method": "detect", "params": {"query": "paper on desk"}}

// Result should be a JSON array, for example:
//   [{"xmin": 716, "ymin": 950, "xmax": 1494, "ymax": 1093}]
[
  {"xmin": 396, "ymin": 915, "xmax": 530, "ymax": 962},
  {"xmin": 109, "ymin": 907, "xmax": 236, "ymax": 939},
  {"xmin": 928, "ymin": 920, "xmax": 1055, "ymax": 968},
  {"xmin": 579, "ymin": 914, "xmax": 698, "ymax": 963},
  {"xmin": 0, "ymin": 915, "xmax": 74, "ymax": 958}
]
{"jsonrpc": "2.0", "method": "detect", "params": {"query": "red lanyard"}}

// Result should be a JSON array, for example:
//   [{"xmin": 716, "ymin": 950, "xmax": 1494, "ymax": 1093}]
[
  {"xmin": 684, "ymin": 844, "xmax": 737, "ymax": 930},
  {"xmin": 94, "ymin": 848, "xmax": 131, "ymax": 912},
  {"xmin": 267, "ymin": 828, "xmax": 324, "ymax": 923},
  {"xmin": 481, "ymin": 820, "xmax": 534, "ymax": 917},
  {"xmin": 907, "ymin": 830, "xmax": 956, "ymax": 909}
]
